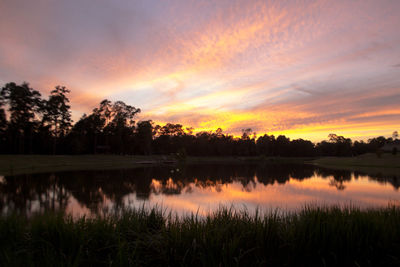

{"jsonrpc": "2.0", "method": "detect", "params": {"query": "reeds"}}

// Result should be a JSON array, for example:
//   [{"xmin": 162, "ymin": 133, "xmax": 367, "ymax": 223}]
[{"xmin": 1, "ymin": 205, "xmax": 399, "ymax": 266}]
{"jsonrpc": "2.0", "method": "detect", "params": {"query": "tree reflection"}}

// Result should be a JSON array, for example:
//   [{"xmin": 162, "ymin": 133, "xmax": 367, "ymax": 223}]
[
  {"xmin": 0, "ymin": 164, "xmax": 398, "ymax": 216},
  {"xmin": 0, "ymin": 173, "xmax": 70, "ymax": 216}
]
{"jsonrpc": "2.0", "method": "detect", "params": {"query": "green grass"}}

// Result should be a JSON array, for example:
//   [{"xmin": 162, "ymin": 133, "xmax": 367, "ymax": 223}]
[
  {"xmin": 311, "ymin": 153, "xmax": 400, "ymax": 176},
  {"xmin": 1, "ymin": 205, "xmax": 400, "ymax": 266}
]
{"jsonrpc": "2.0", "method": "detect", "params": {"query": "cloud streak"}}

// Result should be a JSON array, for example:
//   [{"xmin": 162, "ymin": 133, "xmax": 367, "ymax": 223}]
[{"xmin": 1, "ymin": 0, "xmax": 400, "ymax": 140}]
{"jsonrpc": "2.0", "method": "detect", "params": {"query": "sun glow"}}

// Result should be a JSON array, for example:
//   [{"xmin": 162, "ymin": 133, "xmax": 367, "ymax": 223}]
[{"xmin": 1, "ymin": 0, "xmax": 399, "ymax": 141}]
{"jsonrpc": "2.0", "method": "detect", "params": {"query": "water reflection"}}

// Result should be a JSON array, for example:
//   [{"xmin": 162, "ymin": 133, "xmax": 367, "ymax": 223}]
[{"xmin": 0, "ymin": 164, "xmax": 399, "ymax": 216}]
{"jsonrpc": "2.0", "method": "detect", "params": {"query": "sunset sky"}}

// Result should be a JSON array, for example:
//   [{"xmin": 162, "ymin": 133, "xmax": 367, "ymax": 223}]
[{"xmin": 1, "ymin": 0, "xmax": 399, "ymax": 141}]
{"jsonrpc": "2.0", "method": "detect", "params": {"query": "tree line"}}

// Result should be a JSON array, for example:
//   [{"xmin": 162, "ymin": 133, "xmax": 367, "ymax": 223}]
[{"xmin": 0, "ymin": 82, "xmax": 397, "ymax": 156}]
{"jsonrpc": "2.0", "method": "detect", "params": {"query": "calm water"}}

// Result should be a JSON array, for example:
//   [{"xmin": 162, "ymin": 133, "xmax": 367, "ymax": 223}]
[{"xmin": 0, "ymin": 163, "xmax": 399, "ymax": 217}]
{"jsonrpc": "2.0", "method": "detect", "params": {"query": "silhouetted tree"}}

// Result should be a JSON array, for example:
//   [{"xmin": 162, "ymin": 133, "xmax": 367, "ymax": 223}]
[
  {"xmin": 1, "ymin": 81, "xmax": 397, "ymax": 157},
  {"xmin": 0, "ymin": 93, "xmax": 7, "ymax": 151},
  {"xmin": 68, "ymin": 100, "xmax": 140, "ymax": 154},
  {"xmin": 42, "ymin": 86, "xmax": 72, "ymax": 154},
  {"xmin": 290, "ymin": 139, "xmax": 315, "ymax": 157},
  {"xmin": 367, "ymin": 136, "xmax": 387, "ymax": 151},
  {"xmin": 136, "ymin": 120, "xmax": 154, "ymax": 155},
  {"xmin": 256, "ymin": 134, "xmax": 275, "ymax": 156},
  {"xmin": 393, "ymin": 131, "xmax": 399, "ymax": 140},
  {"xmin": 328, "ymin": 134, "xmax": 352, "ymax": 156},
  {"xmin": 315, "ymin": 134, "xmax": 352, "ymax": 157},
  {"xmin": 276, "ymin": 135, "xmax": 290, "ymax": 156},
  {"xmin": 68, "ymin": 112, "xmax": 105, "ymax": 154},
  {"xmin": 1, "ymin": 82, "xmax": 43, "ymax": 153},
  {"xmin": 103, "ymin": 101, "xmax": 140, "ymax": 154},
  {"xmin": 352, "ymin": 140, "xmax": 369, "ymax": 155}
]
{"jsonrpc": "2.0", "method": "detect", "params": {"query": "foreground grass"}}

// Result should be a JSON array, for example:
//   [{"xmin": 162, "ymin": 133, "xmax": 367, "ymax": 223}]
[
  {"xmin": 0, "ymin": 155, "xmax": 312, "ymax": 175},
  {"xmin": 312, "ymin": 153, "xmax": 400, "ymax": 176},
  {"xmin": 1, "ymin": 206, "xmax": 400, "ymax": 266}
]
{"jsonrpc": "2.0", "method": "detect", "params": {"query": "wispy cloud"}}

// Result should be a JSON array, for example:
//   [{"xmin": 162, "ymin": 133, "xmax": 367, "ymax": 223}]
[{"xmin": 1, "ymin": 0, "xmax": 400, "ymax": 140}]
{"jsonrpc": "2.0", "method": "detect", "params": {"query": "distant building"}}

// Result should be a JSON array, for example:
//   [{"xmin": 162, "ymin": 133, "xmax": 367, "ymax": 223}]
[{"xmin": 381, "ymin": 140, "xmax": 400, "ymax": 152}]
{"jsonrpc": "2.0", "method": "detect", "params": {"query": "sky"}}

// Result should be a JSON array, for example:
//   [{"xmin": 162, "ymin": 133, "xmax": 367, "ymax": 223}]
[{"xmin": 0, "ymin": 0, "xmax": 399, "ymax": 141}]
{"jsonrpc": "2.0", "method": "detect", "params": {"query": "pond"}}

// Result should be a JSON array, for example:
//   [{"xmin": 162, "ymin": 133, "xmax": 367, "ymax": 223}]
[{"xmin": 0, "ymin": 163, "xmax": 399, "ymax": 217}]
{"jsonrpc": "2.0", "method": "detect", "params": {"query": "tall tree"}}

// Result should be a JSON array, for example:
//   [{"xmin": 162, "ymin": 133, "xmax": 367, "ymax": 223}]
[
  {"xmin": 136, "ymin": 120, "xmax": 154, "ymax": 155},
  {"xmin": 42, "ymin": 86, "xmax": 72, "ymax": 154},
  {"xmin": 0, "ymin": 82, "xmax": 42, "ymax": 153},
  {"xmin": 393, "ymin": 131, "xmax": 399, "ymax": 140},
  {"xmin": 69, "ymin": 100, "xmax": 140, "ymax": 154},
  {"xmin": 0, "ymin": 93, "xmax": 7, "ymax": 152},
  {"xmin": 69, "ymin": 112, "xmax": 105, "ymax": 154},
  {"xmin": 326, "ymin": 133, "xmax": 352, "ymax": 156},
  {"xmin": 104, "ymin": 101, "xmax": 141, "ymax": 154}
]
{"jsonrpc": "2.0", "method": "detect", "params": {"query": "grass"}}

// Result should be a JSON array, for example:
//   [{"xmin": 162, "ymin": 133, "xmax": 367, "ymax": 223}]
[
  {"xmin": 1, "ymin": 205, "xmax": 400, "ymax": 266},
  {"xmin": 186, "ymin": 156, "xmax": 314, "ymax": 165},
  {"xmin": 0, "ymin": 155, "xmax": 171, "ymax": 175},
  {"xmin": 311, "ymin": 153, "xmax": 400, "ymax": 176},
  {"xmin": 0, "ymin": 155, "xmax": 313, "ymax": 175},
  {"xmin": 0, "ymin": 153, "xmax": 397, "ymax": 176}
]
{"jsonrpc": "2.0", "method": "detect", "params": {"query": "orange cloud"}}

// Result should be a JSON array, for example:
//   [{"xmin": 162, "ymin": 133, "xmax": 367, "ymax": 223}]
[{"xmin": 1, "ymin": 0, "xmax": 400, "ymax": 140}]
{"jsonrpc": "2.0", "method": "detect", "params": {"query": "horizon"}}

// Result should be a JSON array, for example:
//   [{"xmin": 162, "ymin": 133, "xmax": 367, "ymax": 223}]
[{"xmin": 1, "ymin": 0, "xmax": 399, "ymax": 142}]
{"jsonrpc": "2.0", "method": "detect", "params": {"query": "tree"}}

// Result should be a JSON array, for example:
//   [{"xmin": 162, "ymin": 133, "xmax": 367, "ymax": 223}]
[
  {"xmin": 256, "ymin": 134, "xmax": 275, "ymax": 156},
  {"xmin": 352, "ymin": 140, "xmax": 369, "ymax": 155},
  {"xmin": 69, "ymin": 99, "xmax": 142, "ymax": 154},
  {"xmin": 0, "ymin": 93, "xmax": 7, "ymax": 152},
  {"xmin": 290, "ymin": 139, "xmax": 315, "ymax": 157},
  {"xmin": 68, "ymin": 112, "xmax": 105, "ymax": 154},
  {"xmin": 241, "ymin": 128, "xmax": 252, "ymax": 140},
  {"xmin": 393, "ymin": 131, "xmax": 398, "ymax": 140},
  {"xmin": 276, "ymin": 135, "xmax": 290, "ymax": 156},
  {"xmin": 1, "ymin": 82, "xmax": 43, "ymax": 153},
  {"xmin": 159, "ymin": 123, "xmax": 184, "ymax": 136},
  {"xmin": 136, "ymin": 120, "xmax": 153, "ymax": 155},
  {"xmin": 103, "ymin": 101, "xmax": 141, "ymax": 154},
  {"xmin": 327, "ymin": 133, "xmax": 352, "ymax": 156},
  {"xmin": 98, "ymin": 99, "xmax": 113, "ymax": 125},
  {"xmin": 367, "ymin": 136, "xmax": 387, "ymax": 150},
  {"xmin": 42, "ymin": 86, "xmax": 72, "ymax": 154},
  {"xmin": 0, "ymin": 93, "xmax": 6, "ymax": 128}
]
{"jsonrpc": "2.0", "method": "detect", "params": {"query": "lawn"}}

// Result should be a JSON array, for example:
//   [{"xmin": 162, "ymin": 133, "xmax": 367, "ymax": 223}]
[
  {"xmin": 311, "ymin": 153, "xmax": 400, "ymax": 176},
  {"xmin": 1, "ymin": 153, "xmax": 398, "ymax": 176},
  {"xmin": 0, "ymin": 155, "xmax": 161, "ymax": 175},
  {"xmin": 0, "ymin": 155, "xmax": 312, "ymax": 175}
]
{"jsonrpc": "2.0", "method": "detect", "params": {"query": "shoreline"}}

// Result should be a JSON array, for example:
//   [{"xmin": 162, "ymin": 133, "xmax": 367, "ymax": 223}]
[
  {"xmin": 0, "ymin": 154, "xmax": 398, "ymax": 176},
  {"xmin": 311, "ymin": 153, "xmax": 400, "ymax": 176},
  {"xmin": 0, "ymin": 155, "xmax": 312, "ymax": 175}
]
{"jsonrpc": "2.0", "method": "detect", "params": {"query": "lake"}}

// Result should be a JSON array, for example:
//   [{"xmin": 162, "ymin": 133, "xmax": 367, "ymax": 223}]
[{"xmin": 0, "ymin": 163, "xmax": 399, "ymax": 217}]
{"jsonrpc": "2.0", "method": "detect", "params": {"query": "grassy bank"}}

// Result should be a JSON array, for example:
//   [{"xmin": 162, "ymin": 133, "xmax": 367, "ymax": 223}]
[
  {"xmin": 1, "ymin": 206, "xmax": 399, "ymax": 266},
  {"xmin": 0, "ymin": 155, "xmax": 312, "ymax": 175},
  {"xmin": 187, "ymin": 156, "xmax": 314, "ymax": 164},
  {"xmin": 311, "ymin": 153, "xmax": 400, "ymax": 176},
  {"xmin": 0, "ymin": 155, "xmax": 178, "ymax": 175},
  {"xmin": 1, "ymin": 153, "xmax": 398, "ymax": 176}
]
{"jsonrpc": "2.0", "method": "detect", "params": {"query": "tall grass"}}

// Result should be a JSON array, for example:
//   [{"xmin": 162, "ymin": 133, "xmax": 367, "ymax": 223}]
[{"xmin": 1, "ymin": 205, "xmax": 399, "ymax": 266}]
